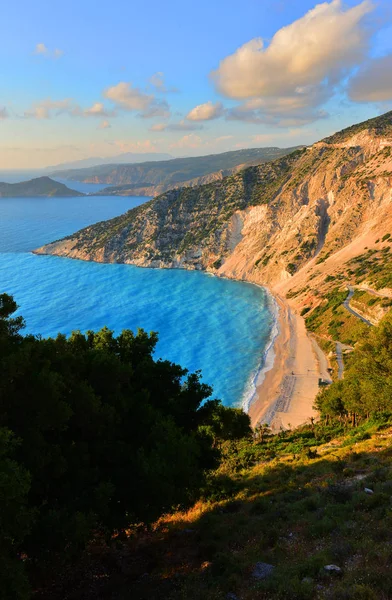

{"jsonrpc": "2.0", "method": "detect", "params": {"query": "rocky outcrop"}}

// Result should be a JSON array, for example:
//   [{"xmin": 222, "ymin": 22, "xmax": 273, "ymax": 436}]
[{"xmin": 35, "ymin": 112, "xmax": 392, "ymax": 306}]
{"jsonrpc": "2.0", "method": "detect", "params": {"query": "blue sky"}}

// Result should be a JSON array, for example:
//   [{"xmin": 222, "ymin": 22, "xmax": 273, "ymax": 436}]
[{"xmin": 1, "ymin": 0, "xmax": 392, "ymax": 168}]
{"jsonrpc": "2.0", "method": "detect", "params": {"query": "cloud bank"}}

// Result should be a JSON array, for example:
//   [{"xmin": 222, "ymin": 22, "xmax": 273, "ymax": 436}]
[
  {"xmin": 150, "ymin": 120, "xmax": 203, "ymax": 132},
  {"xmin": 212, "ymin": 0, "xmax": 374, "ymax": 125},
  {"xmin": 23, "ymin": 99, "xmax": 116, "ymax": 120},
  {"xmin": 348, "ymin": 54, "xmax": 392, "ymax": 102}
]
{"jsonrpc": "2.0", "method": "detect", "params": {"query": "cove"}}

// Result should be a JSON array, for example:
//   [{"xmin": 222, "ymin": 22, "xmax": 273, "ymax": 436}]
[{"xmin": 0, "ymin": 195, "xmax": 274, "ymax": 407}]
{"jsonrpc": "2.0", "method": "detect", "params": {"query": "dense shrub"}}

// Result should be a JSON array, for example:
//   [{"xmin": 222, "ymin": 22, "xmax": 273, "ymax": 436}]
[
  {"xmin": 316, "ymin": 312, "xmax": 392, "ymax": 422},
  {"xmin": 0, "ymin": 293, "xmax": 251, "ymax": 596}
]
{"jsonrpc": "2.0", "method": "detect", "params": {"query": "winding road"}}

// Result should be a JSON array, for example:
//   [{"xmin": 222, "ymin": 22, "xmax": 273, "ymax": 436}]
[
  {"xmin": 343, "ymin": 286, "xmax": 374, "ymax": 327},
  {"xmin": 335, "ymin": 285, "xmax": 375, "ymax": 379}
]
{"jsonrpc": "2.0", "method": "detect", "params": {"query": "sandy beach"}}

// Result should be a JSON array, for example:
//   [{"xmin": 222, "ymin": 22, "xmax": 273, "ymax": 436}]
[{"xmin": 248, "ymin": 293, "xmax": 330, "ymax": 432}]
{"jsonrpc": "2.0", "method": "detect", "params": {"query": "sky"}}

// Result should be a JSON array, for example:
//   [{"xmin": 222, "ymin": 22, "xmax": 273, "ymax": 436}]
[{"xmin": 1, "ymin": 0, "xmax": 392, "ymax": 169}]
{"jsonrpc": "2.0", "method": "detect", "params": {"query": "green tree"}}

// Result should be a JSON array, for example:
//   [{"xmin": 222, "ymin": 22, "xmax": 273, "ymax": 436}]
[
  {"xmin": 0, "ymin": 428, "xmax": 32, "ymax": 600},
  {"xmin": 316, "ymin": 312, "xmax": 392, "ymax": 423},
  {"xmin": 0, "ymin": 293, "xmax": 252, "ymax": 591}
]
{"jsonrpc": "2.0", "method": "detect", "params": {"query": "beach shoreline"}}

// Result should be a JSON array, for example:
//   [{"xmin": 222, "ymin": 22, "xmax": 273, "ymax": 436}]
[
  {"xmin": 32, "ymin": 246, "xmax": 329, "ymax": 430},
  {"xmin": 248, "ymin": 292, "xmax": 330, "ymax": 432}
]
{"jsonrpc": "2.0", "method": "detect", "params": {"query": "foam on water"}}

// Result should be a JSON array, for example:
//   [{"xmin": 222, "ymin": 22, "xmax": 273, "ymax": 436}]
[{"xmin": 0, "ymin": 195, "xmax": 275, "ymax": 408}]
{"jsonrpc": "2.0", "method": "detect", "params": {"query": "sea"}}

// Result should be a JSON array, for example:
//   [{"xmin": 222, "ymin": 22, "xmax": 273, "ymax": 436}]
[{"xmin": 0, "ymin": 178, "xmax": 275, "ymax": 408}]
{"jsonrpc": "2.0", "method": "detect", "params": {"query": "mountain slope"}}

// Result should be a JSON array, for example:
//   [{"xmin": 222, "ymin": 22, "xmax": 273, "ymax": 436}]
[
  {"xmin": 0, "ymin": 176, "xmax": 84, "ymax": 197},
  {"xmin": 36, "ymin": 112, "xmax": 392, "ymax": 305},
  {"xmin": 46, "ymin": 152, "xmax": 173, "ymax": 172},
  {"xmin": 50, "ymin": 146, "xmax": 302, "ymax": 194}
]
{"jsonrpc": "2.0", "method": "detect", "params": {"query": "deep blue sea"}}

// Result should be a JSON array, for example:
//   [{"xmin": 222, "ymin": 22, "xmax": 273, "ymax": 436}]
[{"xmin": 0, "ymin": 194, "xmax": 274, "ymax": 407}]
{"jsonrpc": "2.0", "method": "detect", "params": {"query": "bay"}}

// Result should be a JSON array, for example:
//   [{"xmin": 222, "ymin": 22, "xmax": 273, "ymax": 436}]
[{"xmin": 0, "ymin": 195, "xmax": 274, "ymax": 407}]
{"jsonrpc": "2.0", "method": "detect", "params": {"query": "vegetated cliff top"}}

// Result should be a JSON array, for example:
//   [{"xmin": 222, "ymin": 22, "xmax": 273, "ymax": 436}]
[
  {"xmin": 0, "ymin": 176, "xmax": 84, "ymax": 198},
  {"xmin": 50, "ymin": 145, "xmax": 303, "ymax": 187},
  {"xmin": 36, "ymin": 149, "xmax": 303, "ymax": 263},
  {"xmin": 322, "ymin": 110, "xmax": 392, "ymax": 144}
]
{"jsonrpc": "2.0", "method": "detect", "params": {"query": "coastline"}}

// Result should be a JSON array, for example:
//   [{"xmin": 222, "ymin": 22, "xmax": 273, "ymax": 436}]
[
  {"xmin": 241, "ymin": 289, "xmax": 280, "ymax": 414},
  {"xmin": 248, "ymin": 292, "xmax": 328, "ymax": 432},
  {"xmin": 32, "ymin": 248, "xmax": 328, "ymax": 431}
]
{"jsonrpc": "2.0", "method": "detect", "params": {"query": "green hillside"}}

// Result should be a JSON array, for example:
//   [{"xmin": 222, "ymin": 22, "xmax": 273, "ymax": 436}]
[
  {"xmin": 51, "ymin": 146, "xmax": 302, "ymax": 187},
  {"xmin": 323, "ymin": 110, "xmax": 392, "ymax": 144}
]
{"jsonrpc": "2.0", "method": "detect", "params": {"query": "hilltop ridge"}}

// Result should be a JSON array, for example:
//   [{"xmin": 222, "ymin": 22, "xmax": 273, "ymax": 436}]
[
  {"xmin": 36, "ymin": 111, "xmax": 392, "ymax": 303},
  {"xmin": 51, "ymin": 146, "xmax": 303, "ymax": 196}
]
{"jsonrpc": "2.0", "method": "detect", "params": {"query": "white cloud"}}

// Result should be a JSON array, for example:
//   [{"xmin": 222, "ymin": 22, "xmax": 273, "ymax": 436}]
[
  {"xmin": 169, "ymin": 134, "xmax": 203, "ymax": 150},
  {"xmin": 24, "ymin": 99, "xmax": 74, "ymax": 119},
  {"xmin": 227, "ymin": 88, "xmax": 330, "ymax": 127},
  {"xmin": 84, "ymin": 102, "xmax": 116, "ymax": 117},
  {"xmin": 149, "ymin": 123, "xmax": 167, "ymax": 132},
  {"xmin": 104, "ymin": 81, "xmax": 170, "ymax": 118},
  {"xmin": 112, "ymin": 139, "xmax": 158, "ymax": 153},
  {"xmin": 23, "ymin": 98, "xmax": 115, "ymax": 120},
  {"xmin": 0, "ymin": 107, "xmax": 8, "ymax": 120},
  {"xmin": 149, "ymin": 120, "xmax": 203, "ymax": 132},
  {"xmin": 99, "ymin": 120, "xmax": 111, "ymax": 129},
  {"xmin": 34, "ymin": 43, "xmax": 64, "ymax": 59},
  {"xmin": 149, "ymin": 72, "xmax": 178, "ymax": 93},
  {"xmin": 104, "ymin": 82, "xmax": 152, "ymax": 111},
  {"xmin": 35, "ymin": 43, "xmax": 48, "ymax": 54},
  {"xmin": 213, "ymin": 0, "xmax": 373, "ymax": 98},
  {"xmin": 138, "ymin": 99, "xmax": 170, "ymax": 119},
  {"xmin": 186, "ymin": 101, "xmax": 225, "ymax": 121},
  {"xmin": 212, "ymin": 0, "xmax": 374, "ymax": 125},
  {"xmin": 348, "ymin": 54, "xmax": 392, "ymax": 102}
]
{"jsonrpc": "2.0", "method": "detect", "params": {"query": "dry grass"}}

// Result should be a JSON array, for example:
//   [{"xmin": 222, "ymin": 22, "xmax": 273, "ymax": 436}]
[{"xmin": 33, "ymin": 419, "xmax": 392, "ymax": 600}]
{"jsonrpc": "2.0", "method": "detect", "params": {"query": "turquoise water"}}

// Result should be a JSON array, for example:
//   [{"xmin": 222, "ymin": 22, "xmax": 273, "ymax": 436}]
[{"xmin": 0, "ymin": 196, "xmax": 274, "ymax": 407}]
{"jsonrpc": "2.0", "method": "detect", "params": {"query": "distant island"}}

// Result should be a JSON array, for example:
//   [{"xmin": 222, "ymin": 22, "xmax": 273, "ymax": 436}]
[
  {"xmin": 51, "ymin": 146, "xmax": 303, "ymax": 197},
  {"xmin": 46, "ymin": 151, "xmax": 174, "ymax": 172},
  {"xmin": 0, "ymin": 176, "xmax": 84, "ymax": 198}
]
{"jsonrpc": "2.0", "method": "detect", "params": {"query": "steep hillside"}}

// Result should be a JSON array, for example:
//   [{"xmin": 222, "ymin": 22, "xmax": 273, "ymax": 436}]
[
  {"xmin": 34, "ymin": 415, "xmax": 392, "ymax": 600},
  {"xmin": 50, "ymin": 146, "xmax": 302, "ymax": 193},
  {"xmin": 36, "ymin": 112, "xmax": 392, "ymax": 309},
  {"xmin": 0, "ymin": 176, "xmax": 84, "ymax": 198}
]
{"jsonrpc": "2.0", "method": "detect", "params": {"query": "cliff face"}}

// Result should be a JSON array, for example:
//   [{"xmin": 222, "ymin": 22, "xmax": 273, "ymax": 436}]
[{"xmin": 36, "ymin": 112, "xmax": 392, "ymax": 305}]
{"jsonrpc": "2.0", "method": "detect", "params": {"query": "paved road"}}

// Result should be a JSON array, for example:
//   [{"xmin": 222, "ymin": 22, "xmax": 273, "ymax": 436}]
[
  {"xmin": 335, "ymin": 342, "xmax": 344, "ymax": 380},
  {"xmin": 343, "ymin": 286, "xmax": 374, "ymax": 327}
]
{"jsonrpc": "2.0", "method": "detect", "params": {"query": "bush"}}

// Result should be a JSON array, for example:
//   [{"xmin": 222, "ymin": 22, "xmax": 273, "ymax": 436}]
[{"xmin": 0, "ymin": 293, "xmax": 250, "ymax": 594}]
